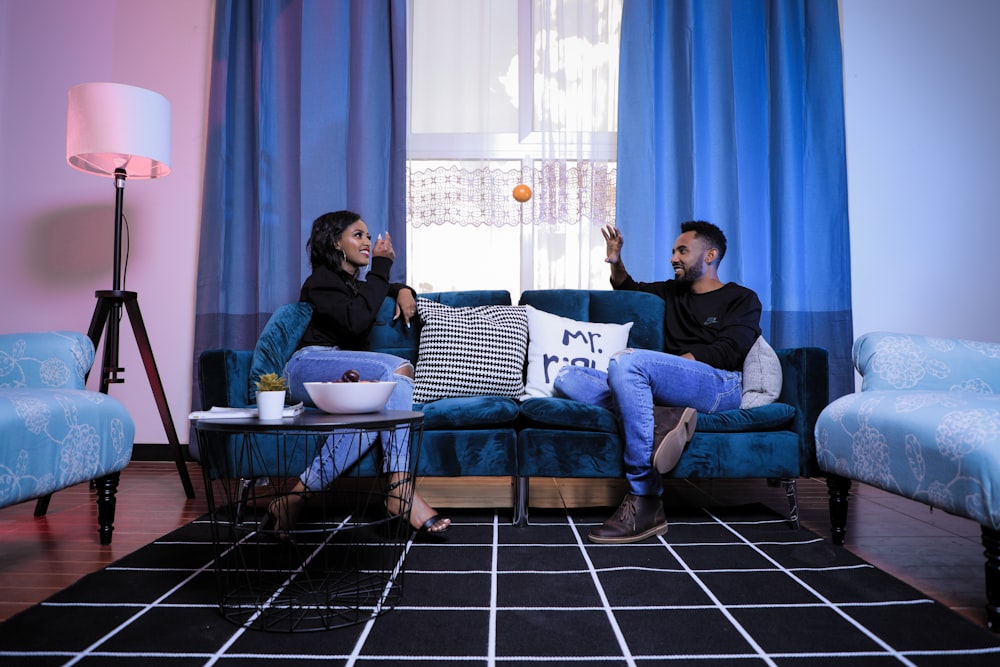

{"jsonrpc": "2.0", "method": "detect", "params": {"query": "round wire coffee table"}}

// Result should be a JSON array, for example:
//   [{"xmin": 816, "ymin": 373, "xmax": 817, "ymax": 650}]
[{"xmin": 192, "ymin": 409, "xmax": 424, "ymax": 632}]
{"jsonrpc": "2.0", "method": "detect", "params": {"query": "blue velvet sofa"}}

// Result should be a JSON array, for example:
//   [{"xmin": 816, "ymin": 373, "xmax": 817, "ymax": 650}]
[
  {"xmin": 196, "ymin": 289, "xmax": 829, "ymax": 526},
  {"xmin": 0, "ymin": 331, "xmax": 135, "ymax": 544},
  {"xmin": 815, "ymin": 331, "xmax": 1000, "ymax": 630}
]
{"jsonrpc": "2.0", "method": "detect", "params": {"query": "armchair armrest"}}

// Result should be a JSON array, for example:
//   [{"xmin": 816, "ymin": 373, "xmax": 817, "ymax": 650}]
[
  {"xmin": 0, "ymin": 331, "xmax": 94, "ymax": 390},
  {"xmin": 855, "ymin": 332, "xmax": 1000, "ymax": 392}
]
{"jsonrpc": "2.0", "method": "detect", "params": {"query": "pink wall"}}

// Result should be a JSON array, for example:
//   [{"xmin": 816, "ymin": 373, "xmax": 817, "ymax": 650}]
[{"xmin": 0, "ymin": 0, "xmax": 212, "ymax": 445}]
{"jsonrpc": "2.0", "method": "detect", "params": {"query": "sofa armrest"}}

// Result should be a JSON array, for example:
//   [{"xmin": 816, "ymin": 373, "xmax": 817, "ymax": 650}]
[
  {"xmin": 198, "ymin": 349, "xmax": 254, "ymax": 409},
  {"xmin": 776, "ymin": 346, "xmax": 829, "ymax": 474}
]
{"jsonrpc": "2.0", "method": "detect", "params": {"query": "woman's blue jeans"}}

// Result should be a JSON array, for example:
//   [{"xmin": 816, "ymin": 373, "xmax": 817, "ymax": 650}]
[
  {"xmin": 284, "ymin": 346, "xmax": 414, "ymax": 490},
  {"xmin": 553, "ymin": 348, "xmax": 742, "ymax": 497}
]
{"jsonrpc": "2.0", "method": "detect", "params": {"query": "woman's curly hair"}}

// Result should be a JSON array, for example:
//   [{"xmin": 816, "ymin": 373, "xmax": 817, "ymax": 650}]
[{"xmin": 307, "ymin": 210, "xmax": 361, "ymax": 271}]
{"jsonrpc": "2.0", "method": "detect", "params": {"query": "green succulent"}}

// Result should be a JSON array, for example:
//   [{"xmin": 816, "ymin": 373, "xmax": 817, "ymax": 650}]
[{"xmin": 254, "ymin": 372, "xmax": 288, "ymax": 392}]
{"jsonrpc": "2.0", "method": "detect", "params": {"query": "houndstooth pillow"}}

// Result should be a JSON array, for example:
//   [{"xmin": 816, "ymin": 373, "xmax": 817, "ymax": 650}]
[{"xmin": 413, "ymin": 299, "xmax": 529, "ymax": 404}]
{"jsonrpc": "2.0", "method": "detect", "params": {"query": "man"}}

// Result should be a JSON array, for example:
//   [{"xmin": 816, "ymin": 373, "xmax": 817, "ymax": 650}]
[{"xmin": 554, "ymin": 221, "xmax": 762, "ymax": 544}]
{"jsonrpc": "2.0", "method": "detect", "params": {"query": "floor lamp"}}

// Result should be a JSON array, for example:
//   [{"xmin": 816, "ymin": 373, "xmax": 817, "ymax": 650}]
[{"xmin": 66, "ymin": 82, "xmax": 195, "ymax": 498}]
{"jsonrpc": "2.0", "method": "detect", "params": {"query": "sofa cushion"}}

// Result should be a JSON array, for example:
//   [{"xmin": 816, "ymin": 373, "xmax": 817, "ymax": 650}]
[
  {"xmin": 740, "ymin": 336, "xmax": 782, "ymax": 408},
  {"xmin": 248, "ymin": 302, "xmax": 315, "ymax": 401},
  {"xmin": 518, "ymin": 396, "xmax": 620, "ymax": 434},
  {"xmin": 518, "ymin": 289, "xmax": 666, "ymax": 352},
  {"xmin": 697, "ymin": 402, "xmax": 796, "ymax": 432},
  {"xmin": 369, "ymin": 290, "xmax": 513, "ymax": 366},
  {"xmin": 0, "ymin": 331, "xmax": 94, "ymax": 390},
  {"xmin": 413, "ymin": 299, "xmax": 529, "ymax": 404},
  {"xmin": 523, "ymin": 305, "xmax": 632, "ymax": 399},
  {"xmin": 416, "ymin": 395, "xmax": 521, "ymax": 429},
  {"xmin": 740, "ymin": 336, "xmax": 783, "ymax": 408},
  {"xmin": 520, "ymin": 396, "xmax": 794, "ymax": 434},
  {"xmin": 815, "ymin": 388, "xmax": 1000, "ymax": 529}
]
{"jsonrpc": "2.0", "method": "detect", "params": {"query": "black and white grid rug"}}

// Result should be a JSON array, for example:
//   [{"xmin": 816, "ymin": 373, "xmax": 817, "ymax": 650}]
[{"xmin": 3, "ymin": 503, "xmax": 1000, "ymax": 666}]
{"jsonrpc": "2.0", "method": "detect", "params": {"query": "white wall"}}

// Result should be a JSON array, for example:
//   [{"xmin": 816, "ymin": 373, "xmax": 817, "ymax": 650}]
[
  {"xmin": 842, "ymin": 0, "xmax": 1000, "ymax": 343},
  {"xmin": 0, "ymin": 0, "xmax": 212, "ymax": 445},
  {"xmin": 1, "ymin": 0, "xmax": 997, "ymax": 445}
]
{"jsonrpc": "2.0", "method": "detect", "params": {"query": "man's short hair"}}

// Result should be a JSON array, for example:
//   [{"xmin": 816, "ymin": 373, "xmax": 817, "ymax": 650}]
[{"xmin": 681, "ymin": 220, "xmax": 727, "ymax": 262}]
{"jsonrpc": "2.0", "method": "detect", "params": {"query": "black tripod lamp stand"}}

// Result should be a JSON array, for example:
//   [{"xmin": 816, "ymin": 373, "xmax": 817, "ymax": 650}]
[{"xmin": 66, "ymin": 82, "xmax": 194, "ymax": 498}]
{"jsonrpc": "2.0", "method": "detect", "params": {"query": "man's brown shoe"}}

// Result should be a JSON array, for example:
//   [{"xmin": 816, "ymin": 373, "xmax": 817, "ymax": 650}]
[
  {"xmin": 588, "ymin": 493, "xmax": 668, "ymax": 544},
  {"xmin": 651, "ymin": 406, "xmax": 697, "ymax": 474}
]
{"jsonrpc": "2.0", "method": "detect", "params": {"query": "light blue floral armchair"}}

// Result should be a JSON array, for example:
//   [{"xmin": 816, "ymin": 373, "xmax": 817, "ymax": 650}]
[
  {"xmin": 0, "ymin": 331, "xmax": 135, "ymax": 544},
  {"xmin": 815, "ymin": 331, "xmax": 1000, "ymax": 631}
]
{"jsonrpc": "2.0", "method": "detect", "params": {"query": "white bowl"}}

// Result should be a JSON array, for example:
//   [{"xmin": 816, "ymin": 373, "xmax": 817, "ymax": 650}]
[{"xmin": 304, "ymin": 381, "xmax": 397, "ymax": 414}]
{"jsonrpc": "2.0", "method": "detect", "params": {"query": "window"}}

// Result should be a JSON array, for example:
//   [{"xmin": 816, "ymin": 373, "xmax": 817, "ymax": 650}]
[{"xmin": 407, "ymin": 0, "xmax": 622, "ymax": 295}]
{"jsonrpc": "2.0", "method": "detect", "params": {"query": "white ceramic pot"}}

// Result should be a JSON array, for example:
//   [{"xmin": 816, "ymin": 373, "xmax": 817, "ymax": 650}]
[{"xmin": 256, "ymin": 390, "xmax": 286, "ymax": 420}]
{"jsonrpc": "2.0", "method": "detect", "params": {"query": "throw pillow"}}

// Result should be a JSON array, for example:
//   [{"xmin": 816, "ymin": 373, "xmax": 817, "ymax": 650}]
[
  {"xmin": 413, "ymin": 299, "xmax": 528, "ymax": 404},
  {"xmin": 248, "ymin": 302, "xmax": 315, "ymax": 402},
  {"xmin": 740, "ymin": 335, "xmax": 782, "ymax": 408},
  {"xmin": 523, "ymin": 306, "xmax": 633, "ymax": 398}
]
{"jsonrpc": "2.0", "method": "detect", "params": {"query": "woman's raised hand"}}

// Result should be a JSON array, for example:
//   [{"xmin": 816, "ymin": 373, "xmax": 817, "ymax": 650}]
[{"xmin": 373, "ymin": 231, "xmax": 396, "ymax": 262}]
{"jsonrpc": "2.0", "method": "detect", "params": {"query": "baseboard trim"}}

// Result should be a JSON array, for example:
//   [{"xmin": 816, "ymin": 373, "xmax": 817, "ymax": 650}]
[{"xmin": 131, "ymin": 443, "xmax": 191, "ymax": 462}]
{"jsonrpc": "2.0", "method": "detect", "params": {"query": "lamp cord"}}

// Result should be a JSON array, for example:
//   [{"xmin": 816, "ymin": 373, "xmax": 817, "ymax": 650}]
[{"xmin": 120, "ymin": 212, "xmax": 130, "ymax": 291}]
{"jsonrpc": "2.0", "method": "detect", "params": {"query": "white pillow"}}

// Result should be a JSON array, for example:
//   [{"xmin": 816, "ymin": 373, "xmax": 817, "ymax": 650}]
[
  {"xmin": 740, "ymin": 335, "xmax": 783, "ymax": 408},
  {"xmin": 413, "ymin": 299, "xmax": 529, "ymax": 404},
  {"xmin": 523, "ymin": 305, "xmax": 633, "ymax": 399}
]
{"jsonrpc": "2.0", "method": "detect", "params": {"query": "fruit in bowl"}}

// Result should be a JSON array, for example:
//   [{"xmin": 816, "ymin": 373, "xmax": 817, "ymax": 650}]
[{"xmin": 304, "ymin": 380, "xmax": 397, "ymax": 414}]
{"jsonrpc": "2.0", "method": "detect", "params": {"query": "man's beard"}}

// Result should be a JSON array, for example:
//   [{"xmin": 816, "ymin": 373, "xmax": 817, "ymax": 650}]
[{"xmin": 674, "ymin": 262, "xmax": 703, "ymax": 283}]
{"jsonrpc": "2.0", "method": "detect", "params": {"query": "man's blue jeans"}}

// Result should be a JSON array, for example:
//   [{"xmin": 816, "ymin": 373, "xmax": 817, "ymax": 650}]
[
  {"xmin": 285, "ymin": 346, "xmax": 414, "ymax": 490},
  {"xmin": 554, "ymin": 348, "xmax": 742, "ymax": 497}
]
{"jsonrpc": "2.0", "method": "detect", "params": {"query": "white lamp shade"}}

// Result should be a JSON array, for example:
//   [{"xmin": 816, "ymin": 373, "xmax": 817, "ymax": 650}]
[{"xmin": 66, "ymin": 82, "xmax": 171, "ymax": 179}]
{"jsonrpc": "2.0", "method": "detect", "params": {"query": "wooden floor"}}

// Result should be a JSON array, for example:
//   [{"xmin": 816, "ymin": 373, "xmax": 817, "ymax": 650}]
[{"xmin": 0, "ymin": 461, "xmax": 989, "ymax": 629}]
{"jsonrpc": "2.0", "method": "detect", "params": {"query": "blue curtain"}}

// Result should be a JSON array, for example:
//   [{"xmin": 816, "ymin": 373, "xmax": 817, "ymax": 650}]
[
  {"xmin": 617, "ymin": 0, "xmax": 853, "ymax": 399},
  {"xmin": 192, "ymin": 0, "xmax": 406, "ymax": 408}
]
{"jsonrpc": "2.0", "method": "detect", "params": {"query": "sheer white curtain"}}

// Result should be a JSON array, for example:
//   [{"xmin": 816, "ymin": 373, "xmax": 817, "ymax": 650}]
[{"xmin": 406, "ymin": 0, "xmax": 621, "ymax": 295}]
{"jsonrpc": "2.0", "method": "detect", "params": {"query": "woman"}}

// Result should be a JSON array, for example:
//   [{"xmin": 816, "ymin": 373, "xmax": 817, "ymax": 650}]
[{"xmin": 266, "ymin": 210, "xmax": 450, "ymax": 537}]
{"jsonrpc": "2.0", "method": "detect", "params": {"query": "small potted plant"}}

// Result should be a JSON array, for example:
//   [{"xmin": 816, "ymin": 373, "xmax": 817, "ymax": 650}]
[{"xmin": 254, "ymin": 373, "xmax": 288, "ymax": 420}]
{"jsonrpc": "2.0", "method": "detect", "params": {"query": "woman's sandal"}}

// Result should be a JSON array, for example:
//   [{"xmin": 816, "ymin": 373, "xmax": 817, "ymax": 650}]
[
  {"xmin": 258, "ymin": 500, "xmax": 285, "ymax": 541},
  {"xmin": 386, "ymin": 476, "xmax": 450, "ymax": 535},
  {"xmin": 259, "ymin": 490, "xmax": 310, "ymax": 541},
  {"xmin": 411, "ymin": 513, "xmax": 450, "ymax": 534}
]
